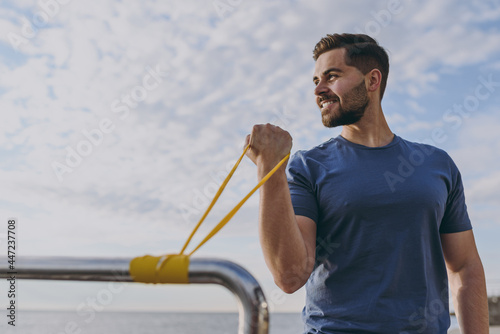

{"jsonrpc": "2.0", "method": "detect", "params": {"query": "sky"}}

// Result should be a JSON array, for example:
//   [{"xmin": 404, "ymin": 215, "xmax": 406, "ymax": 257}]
[{"xmin": 0, "ymin": 0, "xmax": 499, "ymax": 324}]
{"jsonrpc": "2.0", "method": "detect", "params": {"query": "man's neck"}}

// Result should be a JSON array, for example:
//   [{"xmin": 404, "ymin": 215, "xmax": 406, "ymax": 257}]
[{"xmin": 340, "ymin": 104, "xmax": 394, "ymax": 147}]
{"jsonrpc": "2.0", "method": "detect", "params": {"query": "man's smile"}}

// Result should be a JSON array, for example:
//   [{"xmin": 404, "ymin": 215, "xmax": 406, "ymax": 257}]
[{"xmin": 320, "ymin": 99, "xmax": 338, "ymax": 110}]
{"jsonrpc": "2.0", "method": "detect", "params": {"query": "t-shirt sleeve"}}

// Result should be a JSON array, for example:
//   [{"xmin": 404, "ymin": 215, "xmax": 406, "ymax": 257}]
[
  {"xmin": 439, "ymin": 156, "xmax": 472, "ymax": 233},
  {"xmin": 286, "ymin": 152, "xmax": 319, "ymax": 223}
]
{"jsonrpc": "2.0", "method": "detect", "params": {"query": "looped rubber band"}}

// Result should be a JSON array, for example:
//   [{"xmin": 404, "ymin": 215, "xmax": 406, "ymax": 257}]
[
  {"xmin": 186, "ymin": 148, "xmax": 290, "ymax": 256},
  {"xmin": 129, "ymin": 143, "xmax": 290, "ymax": 284},
  {"xmin": 179, "ymin": 145, "xmax": 252, "ymax": 255},
  {"xmin": 130, "ymin": 254, "xmax": 189, "ymax": 284}
]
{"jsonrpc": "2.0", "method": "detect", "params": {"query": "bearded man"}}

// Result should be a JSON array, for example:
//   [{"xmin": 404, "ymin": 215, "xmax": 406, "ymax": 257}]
[{"xmin": 245, "ymin": 33, "xmax": 488, "ymax": 333}]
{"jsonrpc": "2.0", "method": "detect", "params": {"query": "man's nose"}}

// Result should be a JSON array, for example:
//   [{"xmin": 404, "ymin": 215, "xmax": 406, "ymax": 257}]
[{"xmin": 314, "ymin": 81, "xmax": 329, "ymax": 96}]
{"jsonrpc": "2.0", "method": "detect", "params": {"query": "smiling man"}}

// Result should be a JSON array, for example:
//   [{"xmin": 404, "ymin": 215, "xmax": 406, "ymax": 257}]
[{"xmin": 245, "ymin": 34, "xmax": 488, "ymax": 333}]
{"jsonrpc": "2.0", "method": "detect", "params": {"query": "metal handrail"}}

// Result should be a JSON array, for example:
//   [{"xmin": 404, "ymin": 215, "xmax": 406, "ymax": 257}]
[{"xmin": 0, "ymin": 256, "xmax": 269, "ymax": 334}]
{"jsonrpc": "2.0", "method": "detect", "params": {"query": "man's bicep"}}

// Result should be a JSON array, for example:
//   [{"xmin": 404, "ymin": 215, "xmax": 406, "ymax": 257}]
[
  {"xmin": 297, "ymin": 215, "xmax": 317, "ymax": 265},
  {"xmin": 441, "ymin": 229, "xmax": 479, "ymax": 273}
]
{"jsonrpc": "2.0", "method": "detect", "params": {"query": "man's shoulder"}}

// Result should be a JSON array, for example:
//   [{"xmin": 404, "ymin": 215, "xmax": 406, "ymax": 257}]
[
  {"xmin": 288, "ymin": 137, "xmax": 339, "ymax": 175},
  {"xmin": 398, "ymin": 136, "xmax": 453, "ymax": 161},
  {"xmin": 292, "ymin": 137, "xmax": 339, "ymax": 159},
  {"xmin": 396, "ymin": 136, "xmax": 465, "ymax": 180},
  {"xmin": 289, "ymin": 138, "xmax": 334, "ymax": 166}
]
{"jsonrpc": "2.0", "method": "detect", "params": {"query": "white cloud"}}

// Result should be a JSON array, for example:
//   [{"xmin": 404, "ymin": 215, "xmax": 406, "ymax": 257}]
[{"xmin": 0, "ymin": 0, "xmax": 499, "ymax": 312}]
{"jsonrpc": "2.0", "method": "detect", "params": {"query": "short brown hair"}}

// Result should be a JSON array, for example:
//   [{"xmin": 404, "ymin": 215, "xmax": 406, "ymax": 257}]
[{"xmin": 313, "ymin": 33, "xmax": 390, "ymax": 99}]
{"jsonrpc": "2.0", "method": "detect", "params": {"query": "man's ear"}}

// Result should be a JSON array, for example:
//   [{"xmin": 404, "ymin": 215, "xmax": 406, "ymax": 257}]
[{"xmin": 366, "ymin": 69, "xmax": 382, "ymax": 93}]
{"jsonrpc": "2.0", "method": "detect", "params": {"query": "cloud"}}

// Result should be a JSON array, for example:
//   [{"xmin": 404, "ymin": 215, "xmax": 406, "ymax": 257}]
[
  {"xmin": 443, "ymin": 111, "xmax": 500, "ymax": 231},
  {"xmin": 0, "ymin": 0, "xmax": 499, "ymax": 312},
  {"xmin": 1, "ymin": 0, "xmax": 498, "ymax": 245}
]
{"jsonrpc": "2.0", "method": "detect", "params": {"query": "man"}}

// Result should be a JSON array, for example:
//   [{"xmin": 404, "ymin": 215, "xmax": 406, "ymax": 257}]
[{"xmin": 244, "ymin": 34, "xmax": 488, "ymax": 333}]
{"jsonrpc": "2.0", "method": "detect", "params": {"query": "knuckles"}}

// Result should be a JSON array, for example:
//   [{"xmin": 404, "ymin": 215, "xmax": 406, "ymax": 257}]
[
  {"xmin": 248, "ymin": 124, "xmax": 292, "ymax": 153},
  {"xmin": 246, "ymin": 124, "xmax": 292, "ymax": 165},
  {"xmin": 251, "ymin": 123, "xmax": 290, "ymax": 138}
]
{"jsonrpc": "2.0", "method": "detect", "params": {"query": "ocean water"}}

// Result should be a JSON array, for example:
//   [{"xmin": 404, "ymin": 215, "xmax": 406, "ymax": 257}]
[
  {"xmin": 2, "ymin": 311, "xmax": 304, "ymax": 334},
  {"xmin": 1, "ymin": 311, "xmax": 460, "ymax": 333}
]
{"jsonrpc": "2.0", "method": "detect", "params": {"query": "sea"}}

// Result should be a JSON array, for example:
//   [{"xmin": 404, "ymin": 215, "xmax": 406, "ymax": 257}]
[{"xmin": 1, "ymin": 311, "xmax": 460, "ymax": 333}]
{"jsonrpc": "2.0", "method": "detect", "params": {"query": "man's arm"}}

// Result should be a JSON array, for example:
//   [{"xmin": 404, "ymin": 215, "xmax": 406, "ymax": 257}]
[
  {"xmin": 441, "ymin": 230, "xmax": 489, "ymax": 333},
  {"xmin": 246, "ymin": 124, "xmax": 317, "ymax": 293}
]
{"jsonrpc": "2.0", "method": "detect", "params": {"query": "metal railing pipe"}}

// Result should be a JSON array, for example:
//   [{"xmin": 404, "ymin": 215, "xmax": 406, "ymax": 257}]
[{"xmin": 0, "ymin": 256, "xmax": 269, "ymax": 334}]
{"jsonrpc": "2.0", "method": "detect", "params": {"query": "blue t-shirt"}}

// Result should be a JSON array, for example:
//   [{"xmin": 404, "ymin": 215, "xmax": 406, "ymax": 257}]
[{"xmin": 286, "ymin": 134, "xmax": 472, "ymax": 334}]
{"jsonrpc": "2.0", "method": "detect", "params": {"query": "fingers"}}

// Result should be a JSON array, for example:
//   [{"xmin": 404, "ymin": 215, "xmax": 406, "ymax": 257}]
[
  {"xmin": 244, "ymin": 134, "xmax": 251, "ymax": 148},
  {"xmin": 249, "ymin": 124, "xmax": 292, "ymax": 151},
  {"xmin": 245, "ymin": 124, "xmax": 276, "ymax": 149},
  {"xmin": 244, "ymin": 124, "xmax": 292, "ymax": 166}
]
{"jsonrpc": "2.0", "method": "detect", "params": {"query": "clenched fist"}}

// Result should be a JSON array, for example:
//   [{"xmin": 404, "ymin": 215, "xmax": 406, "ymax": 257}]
[{"xmin": 245, "ymin": 124, "xmax": 292, "ymax": 171}]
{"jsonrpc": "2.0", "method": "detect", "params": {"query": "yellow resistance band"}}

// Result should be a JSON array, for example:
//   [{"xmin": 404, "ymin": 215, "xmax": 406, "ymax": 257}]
[{"xmin": 130, "ymin": 144, "xmax": 290, "ymax": 284}]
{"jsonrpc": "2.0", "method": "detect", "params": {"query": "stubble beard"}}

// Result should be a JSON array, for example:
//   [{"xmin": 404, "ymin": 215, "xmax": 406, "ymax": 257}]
[{"xmin": 321, "ymin": 80, "xmax": 369, "ymax": 128}]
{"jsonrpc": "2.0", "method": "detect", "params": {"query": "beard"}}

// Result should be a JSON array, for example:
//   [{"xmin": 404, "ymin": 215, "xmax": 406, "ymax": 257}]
[{"xmin": 320, "ymin": 80, "xmax": 369, "ymax": 128}]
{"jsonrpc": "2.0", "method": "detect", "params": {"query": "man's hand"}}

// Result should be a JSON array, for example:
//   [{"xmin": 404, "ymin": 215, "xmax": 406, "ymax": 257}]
[
  {"xmin": 244, "ymin": 123, "xmax": 292, "ymax": 171},
  {"xmin": 245, "ymin": 124, "xmax": 315, "ymax": 294}
]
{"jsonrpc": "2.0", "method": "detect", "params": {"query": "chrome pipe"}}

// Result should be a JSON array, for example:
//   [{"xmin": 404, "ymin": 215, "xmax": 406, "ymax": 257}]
[{"xmin": 0, "ymin": 257, "xmax": 269, "ymax": 334}]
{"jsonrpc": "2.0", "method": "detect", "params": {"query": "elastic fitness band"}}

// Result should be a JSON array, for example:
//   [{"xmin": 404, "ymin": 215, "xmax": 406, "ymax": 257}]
[{"xmin": 129, "ymin": 144, "xmax": 290, "ymax": 284}]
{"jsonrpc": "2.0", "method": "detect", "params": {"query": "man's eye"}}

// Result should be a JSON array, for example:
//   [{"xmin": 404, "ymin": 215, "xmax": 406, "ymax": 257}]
[{"xmin": 328, "ymin": 74, "xmax": 338, "ymax": 80}]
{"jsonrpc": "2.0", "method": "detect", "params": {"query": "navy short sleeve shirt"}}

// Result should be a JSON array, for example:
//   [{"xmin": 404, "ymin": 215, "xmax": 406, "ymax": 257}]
[{"xmin": 286, "ymin": 135, "xmax": 472, "ymax": 333}]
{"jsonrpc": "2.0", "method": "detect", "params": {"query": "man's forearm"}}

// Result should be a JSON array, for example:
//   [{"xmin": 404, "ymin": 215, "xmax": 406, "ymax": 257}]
[
  {"xmin": 449, "ymin": 259, "xmax": 489, "ymax": 333},
  {"xmin": 257, "ymin": 166, "xmax": 313, "ymax": 293}
]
